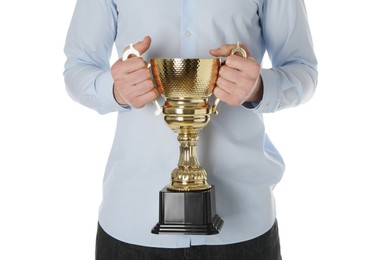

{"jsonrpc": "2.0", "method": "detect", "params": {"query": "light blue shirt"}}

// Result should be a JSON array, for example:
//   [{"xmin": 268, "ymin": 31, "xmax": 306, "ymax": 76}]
[{"xmin": 64, "ymin": 0, "xmax": 317, "ymax": 248}]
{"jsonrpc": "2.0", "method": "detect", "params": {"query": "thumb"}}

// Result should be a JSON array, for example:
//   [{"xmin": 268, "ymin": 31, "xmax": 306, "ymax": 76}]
[
  {"xmin": 123, "ymin": 36, "xmax": 152, "ymax": 59},
  {"xmin": 209, "ymin": 44, "xmax": 235, "ymax": 57},
  {"xmin": 210, "ymin": 42, "xmax": 251, "ymax": 58},
  {"xmin": 133, "ymin": 36, "xmax": 152, "ymax": 55}
]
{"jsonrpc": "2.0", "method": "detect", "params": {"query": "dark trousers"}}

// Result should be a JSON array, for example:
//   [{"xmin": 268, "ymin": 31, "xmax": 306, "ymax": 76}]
[{"xmin": 96, "ymin": 221, "xmax": 281, "ymax": 260}]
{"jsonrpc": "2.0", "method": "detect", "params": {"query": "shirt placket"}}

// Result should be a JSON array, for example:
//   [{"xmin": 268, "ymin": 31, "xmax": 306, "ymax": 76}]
[{"xmin": 180, "ymin": 0, "xmax": 196, "ymax": 57}]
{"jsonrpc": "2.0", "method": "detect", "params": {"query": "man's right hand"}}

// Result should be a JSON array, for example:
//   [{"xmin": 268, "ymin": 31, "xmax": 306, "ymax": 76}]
[{"xmin": 111, "ymin": 36, "xmax": 158, "ymax": 108}]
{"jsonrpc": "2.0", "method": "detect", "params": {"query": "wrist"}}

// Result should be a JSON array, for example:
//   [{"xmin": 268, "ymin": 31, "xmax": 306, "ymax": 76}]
[
  {"xmin": 245, "ymin": 75, "xmax": 263, "ymax": 103},
  {"xmin": 113, "ymin": 85, "xmax": 130, "ymax": 107}
]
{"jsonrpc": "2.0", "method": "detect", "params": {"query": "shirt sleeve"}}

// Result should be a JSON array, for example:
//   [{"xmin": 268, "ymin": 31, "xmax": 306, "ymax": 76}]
[
  {"xmin": 63, "ymin": 0, "xmax": 126, "ymax": 114},
  {"xmin": 246, "ymin": 0, "xmax": 318, "ymax": 113}
]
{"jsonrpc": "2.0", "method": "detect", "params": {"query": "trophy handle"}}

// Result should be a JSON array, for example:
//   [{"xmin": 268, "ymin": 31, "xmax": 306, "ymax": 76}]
[
  {"xmin": 152, "ymin": 99, "xmax": 162, "ymax": 116},
  {"xmin": 230, "ymin": 41, "xmax": 248, "ymax": 58},
  {"xmin": 211, "ymin": 98, "xmax": 220, "ymax": 115},
  {"xmin": 122, "ymin": 44, "xmax": 162, "ymax": 116},
  {"xmin": 212, "ymin": 41, "xmax": 248, "ymax": 115}
]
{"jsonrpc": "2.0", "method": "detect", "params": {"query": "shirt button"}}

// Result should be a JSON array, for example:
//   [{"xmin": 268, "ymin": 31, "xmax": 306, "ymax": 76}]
[{"xmin": 185, "ymin": 31, "xmax": 192, "ymax": 37}]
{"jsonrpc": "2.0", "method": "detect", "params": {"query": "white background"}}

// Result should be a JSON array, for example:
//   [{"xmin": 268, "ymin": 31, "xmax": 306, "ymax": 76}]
[{"xmin": 0, "ymin": 0, "xmax": 379, "ymax": 259}]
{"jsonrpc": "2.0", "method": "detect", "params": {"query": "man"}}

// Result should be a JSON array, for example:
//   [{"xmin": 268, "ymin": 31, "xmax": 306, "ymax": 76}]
[{"xmin": 64, "ymin": 0, "xmax": 317, "ymax": 259}]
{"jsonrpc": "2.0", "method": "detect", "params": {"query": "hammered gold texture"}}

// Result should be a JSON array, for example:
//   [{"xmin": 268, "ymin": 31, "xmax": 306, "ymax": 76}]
[{"xmin": 151, "ymin": 58, "xmax": 220, "ymax": 99}]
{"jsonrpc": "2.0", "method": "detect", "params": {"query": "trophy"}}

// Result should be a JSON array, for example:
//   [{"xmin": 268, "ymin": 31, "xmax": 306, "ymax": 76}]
[
  {"xmin": 150, "ymin": 58, "xmax": 223, "ymax": 234},
  {"xmin": 122, "ymin": 42, "xmax": 247, "ymax": 235}
]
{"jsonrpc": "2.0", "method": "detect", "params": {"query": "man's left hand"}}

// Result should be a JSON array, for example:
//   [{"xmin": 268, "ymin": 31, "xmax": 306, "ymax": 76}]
[{"xmin": 210, "ymin": 43, "xmax": 263, "ymax": 106}]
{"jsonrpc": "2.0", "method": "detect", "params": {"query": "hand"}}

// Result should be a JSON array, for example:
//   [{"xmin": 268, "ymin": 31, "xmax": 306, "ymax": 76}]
[
  {"xmin": 209, "ymin": 43, "xmax": 263, "ymax": 106},
  {"xmin": 111, "ymin": 36, "xmax": 158, "ymax": 108}
]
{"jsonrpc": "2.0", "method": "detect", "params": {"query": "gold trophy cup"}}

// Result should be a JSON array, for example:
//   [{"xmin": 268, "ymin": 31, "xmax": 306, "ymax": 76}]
[
  {"xmin": 122, "ymin": 42, "xmax": 247, "ymax": 235},
  {"xmin": 150, "ymin": 58, "xmax": 223, "ymax": 234}
]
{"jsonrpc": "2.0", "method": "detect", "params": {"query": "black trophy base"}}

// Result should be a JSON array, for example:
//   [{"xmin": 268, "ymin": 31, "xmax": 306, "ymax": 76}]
[{"xmin": 152, "ymin": 186, "xmax": 223, "ymax": 235}]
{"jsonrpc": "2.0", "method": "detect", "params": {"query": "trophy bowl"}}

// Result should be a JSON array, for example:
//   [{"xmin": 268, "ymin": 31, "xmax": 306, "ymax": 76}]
[
  {"xmin": 150, "ymin": 58, "xmax": 224, "ymax": 234},
  {"xmin": 151, "ymin": 58, "xmax": 220, "ymax": 192}
]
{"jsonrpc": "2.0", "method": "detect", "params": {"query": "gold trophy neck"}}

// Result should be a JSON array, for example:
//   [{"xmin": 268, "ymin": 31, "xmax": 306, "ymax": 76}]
[{"xmin": 166, "ymin": 133, "xmax": 212, "ymax": 192}]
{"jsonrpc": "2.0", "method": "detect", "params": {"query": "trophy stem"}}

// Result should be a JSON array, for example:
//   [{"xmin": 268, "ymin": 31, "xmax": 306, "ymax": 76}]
[
  {"xmin": 167, "ymin": 132, "xmax": 211, "ymax": 192},
  {"xmin": 178, "ymin": 132, "xmax": 200, "ymax": 167}
]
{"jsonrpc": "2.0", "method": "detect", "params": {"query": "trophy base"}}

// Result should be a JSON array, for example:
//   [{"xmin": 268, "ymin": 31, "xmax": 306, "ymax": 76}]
[{"xmin": 152, "ymin": 186, "xmax": 223, "ymax": 235}]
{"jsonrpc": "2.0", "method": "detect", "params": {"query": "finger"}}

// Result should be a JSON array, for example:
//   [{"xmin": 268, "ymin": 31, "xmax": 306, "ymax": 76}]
[
  {"xmin": 214, "ymin": 83, "xmax": 242, "ymax": 106},
  {"xmin": 128, "ymin": 80, "xmax": 155, "ymax": 97},
  {"xmin": 216, "ymin": 77, "xmax": 234, "ymax": 95},
  {"xmin": 117, "ymin": 79, "xmax": 155, "ymax": 104},
  {"xmin": 123, "ymin": 67, "xmax": 151, "ymax": 85},
  {"xmin": 219, "ymin": 65, "xmax": 240, "ymax": 84},
  {"xmin": 129, "ymin": 85, "xmax": 159, "ymax": 108},
  {"xmin": 224, "ymin": 55, "xmax": 260, "ymax": 75},
  {"xmin": 215, "ymin": 77, "xmax": 248, "ymax": 106},
  {"xmin": 133, "ymin": 91, "xmax": 159, "ymax": 108},
  {"xmin": 225, "ymin": 55, "xmax": 249, "ymax": 71},
  {"xmin": 112, "ymin": 58, "xmax": 149, "ymax": 78},
  {"xmin": 214, "ymin": 85, "xmax": 231, "ymax": 102},
  {"xmin": 219, "ymin": 58, "xmax": 257, "ymax": 86}
]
